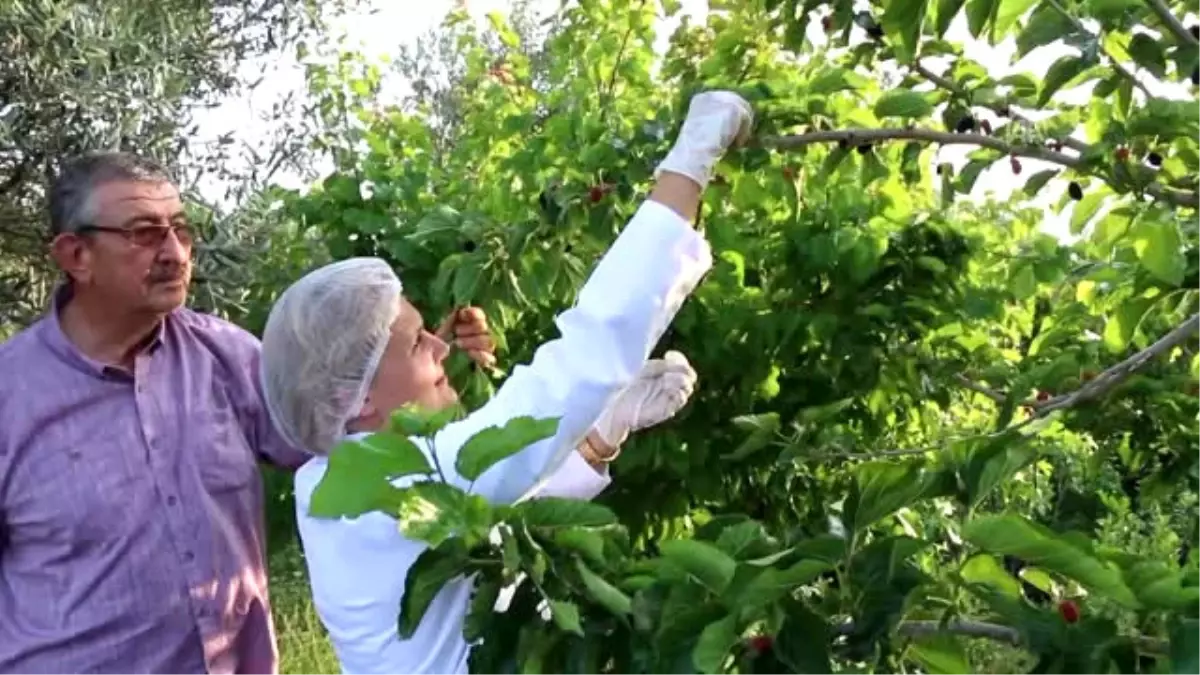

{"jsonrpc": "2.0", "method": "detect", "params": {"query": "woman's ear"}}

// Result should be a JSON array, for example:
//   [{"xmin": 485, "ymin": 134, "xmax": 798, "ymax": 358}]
[{"xmin": 345, "ymin": 394, "xmax": 379, "ymax": 434}]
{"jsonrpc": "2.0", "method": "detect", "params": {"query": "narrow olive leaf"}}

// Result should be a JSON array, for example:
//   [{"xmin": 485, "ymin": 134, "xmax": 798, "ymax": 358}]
[
  {"xmin": 548, "ymin": 599, "xmax": 585, "ymax": 637},
  {"xmin": 692, "ymin": 613, "xmax": 741, "ymax": 675},
  {"xmin": 575, "ymin": 559, "xmax": 633, "ymax": 616},
  {"xmin": 517, "ymin": 497, "xmax": 618, "ymax": 528},
  {"xmin": 399, "ymin": 540, "xmax": 469, "ymax": 638},
  {"xmin": 873, "ymin": 89, "xmax": 934, "ymax": 119},
  {"xmin": 660, "ymin": 539, "xmax": 738, "ymax": 594},
  {"xmin": 962, "ymin": 514, "xmax": 1139, "ymax": 607},
  {"xmin": 455, "ymin": 416, "xmax": 560, "ymax": 481}
]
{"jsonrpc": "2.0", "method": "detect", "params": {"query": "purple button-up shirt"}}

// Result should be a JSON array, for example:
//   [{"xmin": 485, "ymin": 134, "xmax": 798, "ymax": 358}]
[{"xmin": 0, "ymin": 291, "xmax": 308, "ymax": 673}]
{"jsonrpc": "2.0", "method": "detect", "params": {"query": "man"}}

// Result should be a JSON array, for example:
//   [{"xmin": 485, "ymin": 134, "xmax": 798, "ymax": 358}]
[
  {"xmin": 260, "ymin": 90, "xmax": 754, "ymax": 672},
  {"xmin": 0, "ymin": 151, "xmax": 496, "ymax": 672}
]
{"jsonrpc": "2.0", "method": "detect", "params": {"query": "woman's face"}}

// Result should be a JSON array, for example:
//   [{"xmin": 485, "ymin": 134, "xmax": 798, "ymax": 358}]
[{"xmin": 350, "ymin": 297, "xmax": 457, "ymax": 432}]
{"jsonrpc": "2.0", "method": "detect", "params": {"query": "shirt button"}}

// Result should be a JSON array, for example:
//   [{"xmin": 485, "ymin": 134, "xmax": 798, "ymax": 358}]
[
  {"xmin": 183, "ymin": 551, "xmax": 195, "ymax": 562},
  {"xmin": 167, "ymin": 495, "xmax": 178, "ymax": 506}
]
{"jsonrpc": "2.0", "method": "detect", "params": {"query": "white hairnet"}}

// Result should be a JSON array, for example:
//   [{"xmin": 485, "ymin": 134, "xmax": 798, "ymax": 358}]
[{"xmin": 260, "ymin": 257, "xmax": 403, "ymax": 455}]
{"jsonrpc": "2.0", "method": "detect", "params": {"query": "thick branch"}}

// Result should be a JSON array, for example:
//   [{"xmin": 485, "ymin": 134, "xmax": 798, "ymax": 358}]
[
  {"xmin": 835, "ymin": 618, "xmax": 1167, "ymax": 652},
  {"xmin": 1036, "ymin": 312, "xmax": 1200, "ymax": 415},
  {"xmin": 761, "ymin": 128, "xmax": 1079, "ymax": 166},
  {"xmin": 762, "ymin": 128, "xmax": 1199, "ymax": 209},
  {"xmin": 1143, "ymin": 0, "xmax": 1199, "ymax": 47}
]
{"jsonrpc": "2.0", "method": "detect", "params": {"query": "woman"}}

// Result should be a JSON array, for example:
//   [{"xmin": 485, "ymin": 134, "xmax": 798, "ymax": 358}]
[{"xmin": 258, "ymin": 90, "xmax": 753, "ymax": 673}]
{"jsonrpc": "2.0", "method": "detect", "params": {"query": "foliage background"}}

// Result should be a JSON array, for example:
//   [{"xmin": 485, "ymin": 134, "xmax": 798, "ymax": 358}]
[{"xmin": 2, "ymin": 0, "xmax": 1197, "ymax": 672}]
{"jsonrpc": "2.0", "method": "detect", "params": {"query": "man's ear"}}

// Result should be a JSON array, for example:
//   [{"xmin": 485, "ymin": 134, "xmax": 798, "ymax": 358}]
[{"xmin": 50, "ymin": 233, "xmax": 91, "ymax": 285}]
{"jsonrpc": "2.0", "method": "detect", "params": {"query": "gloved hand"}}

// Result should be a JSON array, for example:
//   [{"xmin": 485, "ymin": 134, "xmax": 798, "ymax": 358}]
[
  {"xmin": 591, "ymin": 350, "xmax": 698, "ymax": 450},
  {"xmin": 655, "ymin": 91, "xmax": 755, "ymax": 190}
]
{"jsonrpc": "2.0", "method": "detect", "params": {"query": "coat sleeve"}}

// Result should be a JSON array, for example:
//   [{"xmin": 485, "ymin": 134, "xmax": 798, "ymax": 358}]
[{"xmin": 428, "ymin": 199, "xmax": 711, "ymax": 504}]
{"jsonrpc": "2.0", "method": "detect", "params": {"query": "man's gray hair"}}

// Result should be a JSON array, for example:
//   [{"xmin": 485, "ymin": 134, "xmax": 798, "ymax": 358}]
[{"xmin": 48, "ymin": 152, "xmax": 176, "ymax": 236}]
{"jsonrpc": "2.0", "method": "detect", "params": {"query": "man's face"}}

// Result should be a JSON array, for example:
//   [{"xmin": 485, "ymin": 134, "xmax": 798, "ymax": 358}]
[
  {"xmin": 355, "ymin": 297, "xmax": 459, "ymax": 431},
  {"xmin": 52, "ymin": 179, "xmax": 192, "ymax": 316}
]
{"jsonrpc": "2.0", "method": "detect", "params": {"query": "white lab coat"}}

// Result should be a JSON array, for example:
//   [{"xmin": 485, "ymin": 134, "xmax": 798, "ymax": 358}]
[{"xmin": 293, "ymin": 200, "xmax": 712, "ymax": 674}]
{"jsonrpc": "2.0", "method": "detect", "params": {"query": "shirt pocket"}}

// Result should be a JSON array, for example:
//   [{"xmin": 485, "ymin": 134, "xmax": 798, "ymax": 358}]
[{"xmin": 194, "ymin": 407, "xmax": 258, "ymax": 493}]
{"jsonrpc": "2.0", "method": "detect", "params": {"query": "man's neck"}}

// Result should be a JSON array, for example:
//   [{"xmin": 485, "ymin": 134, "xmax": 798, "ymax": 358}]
[{"xmin": 58, "ymin": 293, "xmax": 164, "ymax": 369}]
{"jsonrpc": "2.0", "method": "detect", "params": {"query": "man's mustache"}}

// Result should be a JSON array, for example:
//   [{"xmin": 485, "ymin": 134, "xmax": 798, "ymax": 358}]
[{"xmin": 147, "ymin": 266, "xmax": 190, "ymax": 284}]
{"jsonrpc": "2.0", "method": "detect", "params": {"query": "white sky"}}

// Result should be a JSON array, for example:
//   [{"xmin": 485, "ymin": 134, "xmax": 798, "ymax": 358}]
[{"xmin": 193, "ymin": 0, "xmax": 1195, "ymax": 241}]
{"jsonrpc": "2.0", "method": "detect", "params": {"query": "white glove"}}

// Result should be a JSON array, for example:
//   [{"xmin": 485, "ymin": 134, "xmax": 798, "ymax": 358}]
[
  {"xmin": 654, "ymin": 91, "xmax": 755, "ymax": 190},
  {"xmin": 592, "ymin": 350, "xmax": 698, "ymax": 448}
]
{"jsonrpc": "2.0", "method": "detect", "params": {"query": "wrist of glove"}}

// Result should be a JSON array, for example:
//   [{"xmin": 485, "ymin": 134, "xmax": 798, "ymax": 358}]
[
  {"xmin": 591, "ymin": 351, "xmax": 698, "ymax": 451},
  {"xmin": 654, "ymin": 91, "xmax": 755, "ymax": 190}
]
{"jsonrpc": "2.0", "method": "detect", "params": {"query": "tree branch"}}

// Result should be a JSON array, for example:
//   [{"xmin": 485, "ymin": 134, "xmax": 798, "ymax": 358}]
[
  {"xmin": 835, "ymin": 618, "xmax": 1168, "ymax": 652},
  {"xmin": 953, "ymin": 373, "xmax": 1008, "ymax": 404},
  {"xmin": 761, "ymin": 128, "xmax": 1199, "ymax": 209},
  {"xmin": 762, "ymin": 128, "xmax": 1079, "ymax": 166},
  {"xmin": 1142, "ymin": 0, "xmax": 1199, "ymax": 47},
  {"xmin": 1035, "ymin": 312, "xmax": 1200, "ymax": 416}
]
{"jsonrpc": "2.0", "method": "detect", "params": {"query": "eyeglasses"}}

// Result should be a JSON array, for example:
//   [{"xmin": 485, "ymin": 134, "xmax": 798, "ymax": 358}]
[{"xmin": 77, "ymin": 223, "xmax": 196, "ymax": 248}]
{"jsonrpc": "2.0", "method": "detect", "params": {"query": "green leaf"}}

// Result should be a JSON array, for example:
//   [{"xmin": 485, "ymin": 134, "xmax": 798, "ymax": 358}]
[
  {"xmin": 396, "ymin": 482, "xmax": 473, "ymax": 548},
  {"xmin": 873, "ymin": 89, "xmax": 934, "ymax": 119},
  {"xmin": 456, "ymin": 416, "xmax": 560, "ymax": 481},
  {"xmin": 518, "ymin": 497, "xmax": 618, "ymax": 529},
  {"xmin": 1103, "ymin": 297, "xmax": 1152, "ymax": 353},
  {"xmin": 1022, "ymin": 169, "xmax": 1058, "ymax": 197},
  {"xmin": 692, "ymin": 613, "xmax": 740, "ymax": 675},
  {"xmin": 845, "ymin": 461, "xmax": 936, "ymax": 532},
  {"xmin": 575, "ymin": 559, "xmax": 632, "ymax": 616},
  {"xmin": 548, "ymin": 599, "xmax": 584, "ymax": 637},
  {"xmin": 965, "ymin": 0, "xmax": 998, "ymax": 37},
  {"xmin": 1133, "ymin": 219, "xmax": 1186, "ymax": 286},
  {"xmin": 881, "ymin": 0, "xmax": 927, "ymax": 62},
  {"xmin": 389, "ymin": 403, "xmax": 464, "ymax": 437},
  {"xmin": 994, "ymin": 0, "xmax": 1038, "ymax": 36},
  {"xmin": 554, "ymin": 528, "xmax": 608, "ymax": 568},
  {"xmin": 1170, "ymin": 617, "xmax": 1199, "ymax": 674},
  {"xmin": 399, "ymin": 540, "xmax": 469, "ymax": 638},
  {"xmin": 775, "ymin": 600, "xmax": 833, "ymax": 672},
  {"xmin": 660, "ymin": 539, "xmax": 738, "ymax": 594},
  {"xmin": 961, "ymin": 553, "xmax": 1023, "ymax": 598},
  {"xmin": 909, "ymin": 634, "xmax": 973, "ymax": 674},
  {"xmin": 963, "ymin": 515, "xmax": 1139, "ymax": 607},
  {"xmin": 715, "ymin": 521, "xmax": 777, "ymax": 560},
  {"xmin": 1016, "ymin": 3, "xmax": 1074, "ymax": 56},
  {"xmin": 463, "ymin": 575, "xmax": 503, "ymax": 643},
  {"xmin": 935, "ymin": 0, "xmax": 968, "ymax": 36},
  {"xmin": 309, "ymin": 438, "xmax": 424, "ymax": 518},
  {"xmin": 1070, "ymin": 190, "xmax": 1107, "ymax": 234},
  {"xmin": 1038, "ymin": 55, "xmax": 1086, "ymax": 107},
  {"xmin": 1127, "ymin": 33, "xmax": 1167, "ymax": 78},
  {"xmin": 808, "ymin": 68, "xmax": 869, "ymax": 95},
  {"xmin": 726, "ymin": 413, "xmax": 781, "ymax": 460},
  {"xmin": 453, "ymin": 256, "xmax": 484, "ymax": 305},
  {"xmin": 731, "ymin": 559, "xmax": 832, "ymax": 611}
]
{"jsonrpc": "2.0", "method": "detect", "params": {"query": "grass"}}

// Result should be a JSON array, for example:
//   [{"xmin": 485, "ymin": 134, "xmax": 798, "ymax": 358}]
[{"xmin": 268, "ymin": 540, "xmax": 340, "ymax": 674}]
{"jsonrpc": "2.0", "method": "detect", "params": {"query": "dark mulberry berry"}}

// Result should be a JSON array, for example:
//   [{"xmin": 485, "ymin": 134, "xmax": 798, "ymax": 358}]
[
  {"xmin": 1068, "ymin": 182, "xmax": 1083, "ymax": 201},
  {"xmin": 1148, "ymin": 152, "xmax": 1163, "ymax": 167},
  {"xmin": 955, "ymin": 116, "xmax": 976, "ymax": 133},
  {"xmin": 856, "ymin": 143, "xmax": 872, "ymax": 155},
  {"xmin": 463, "ymin": 240, "xmax": 477, "ymax": 252}
]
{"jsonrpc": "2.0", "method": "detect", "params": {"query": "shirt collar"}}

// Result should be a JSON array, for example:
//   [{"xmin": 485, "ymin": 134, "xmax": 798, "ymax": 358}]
[{"xmin": 37, "ymin": 283, "xmax": 168, "ymax": 379}]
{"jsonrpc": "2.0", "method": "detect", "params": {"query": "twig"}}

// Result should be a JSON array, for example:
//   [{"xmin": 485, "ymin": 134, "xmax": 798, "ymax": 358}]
[
  {"xmin": 953, "ymin": 374, "xmax": 1008, "ymax": 404},
  {"xmin": 761, "ymin": 128, "xmax": 1199, "ymax": 209},
  {"xmin": 1035, "ymin": 312, "xmax": 1200, "ymax": 415},
  {"xmin": 1142, "ymin": 0, "xmax": 1199, "ymax": 47}
]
